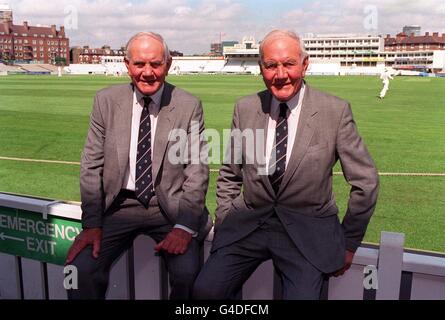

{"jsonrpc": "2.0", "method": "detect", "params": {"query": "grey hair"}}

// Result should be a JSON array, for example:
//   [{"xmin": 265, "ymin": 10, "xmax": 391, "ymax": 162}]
[
  {"xmin": 125, "ymin": 32, "xmax": 171, "ymax": 62},
  {"xmin": 259, "ymin": 29, "xmax": 308, "ymax": 63}
]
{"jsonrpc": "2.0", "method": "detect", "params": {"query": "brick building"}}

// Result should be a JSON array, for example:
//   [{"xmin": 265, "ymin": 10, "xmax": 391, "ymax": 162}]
[
  {"xmin": 70, "ymin": 45, "xmax": 125, "ymax": 64},
  {"xmin": 0, "ymin": 19, "xmax": 69, "ymax": 65},
  {"xmin": 384, "ymin": 32, "xmax": 445, "ymax": 52},
  {"xmin": 70, "ymin": 46, "xmax": 183, "ymax": 64}
]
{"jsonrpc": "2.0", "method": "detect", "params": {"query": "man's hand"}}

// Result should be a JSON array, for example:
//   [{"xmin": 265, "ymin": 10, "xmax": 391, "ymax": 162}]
[
  {"xmin": 332, "ymin": 250, "xmax": 355, "ymax": 277},
  {"xmin": 154, "ymin": 228, "xmax": 192, "ymax": 255},
  {"xmin": 65, "ymin": 227, "xmax": 102, "ymax": 265}
]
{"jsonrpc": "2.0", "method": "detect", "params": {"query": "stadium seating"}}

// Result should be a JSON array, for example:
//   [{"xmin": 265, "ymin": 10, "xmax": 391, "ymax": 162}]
[
  {"xmin": 64, "ymin": 64, "xmax": 107, "ymax": 75},
  {"xmin": 6, "ymin": 58, "xmax": 434, "ymax": 77},
  {"xmin": 221, "ymin": 59, "xmax": 245, "ymax": 73},
  {"xmin": 0, "ymin": 63, "xmax": 25, "ymax": 74},
  {"xmin": 202, "ymin": 60, "xmax": 225, "ymax": 73},
  {"xmin": 17, "ymin": 64, "xmax": 51, "ymax": 74},
  {"xmin": 243, "ymin": 60, "xmax": 261, "ymax": 75}
]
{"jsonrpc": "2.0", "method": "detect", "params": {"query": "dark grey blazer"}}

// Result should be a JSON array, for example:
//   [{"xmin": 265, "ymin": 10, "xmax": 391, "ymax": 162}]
[
  {"xmin": 213, "ymin": 83, "xmax": 379, "ymax": 273},
  {"xmin": 80, "ymin": 82, "xmax": 212, "ymax": 240}
]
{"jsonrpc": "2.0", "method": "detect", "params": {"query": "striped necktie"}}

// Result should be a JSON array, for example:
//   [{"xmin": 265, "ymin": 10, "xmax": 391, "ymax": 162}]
[
  {"xmin": 269, "ymin": 102, "xmax": 289, "ymax": 194},
  {"xmin": 135, "ymin": 96, "xmax": 154, "ymax": 207}
]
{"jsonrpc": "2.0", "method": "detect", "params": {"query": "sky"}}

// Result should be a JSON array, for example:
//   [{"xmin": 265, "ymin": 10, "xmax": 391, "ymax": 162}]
[{"xmin": 4, "ymin": 0, "xmax": 445, "ymax": 54}]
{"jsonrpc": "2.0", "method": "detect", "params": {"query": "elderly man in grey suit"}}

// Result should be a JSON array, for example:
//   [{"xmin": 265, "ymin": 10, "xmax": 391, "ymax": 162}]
[
  {"xmin": 193, "ymin": 30, "xmax": 379, "ymax": 300},
  {"xmin": 65, "ymin": 32, "xmax": 211, "ymax": 299}
]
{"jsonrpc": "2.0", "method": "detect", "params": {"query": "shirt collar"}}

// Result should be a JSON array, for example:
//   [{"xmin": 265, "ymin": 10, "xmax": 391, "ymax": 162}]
[
  {"xmin": 134, "ymin": 83, "xmax": 164, "ymax": 113},
  {"xmin": 271, "ymin": 82, "xmax": 305, "ymax": 116}
]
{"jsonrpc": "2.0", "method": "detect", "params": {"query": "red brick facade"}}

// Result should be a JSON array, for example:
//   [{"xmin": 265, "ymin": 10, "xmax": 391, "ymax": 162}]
[
  {"xmin": 0, "ymin": 21, "xmax": 69, "ymax": 65},
  {"xmin": 384, "ymin": 32, "xmax": 445, "ymax": 52},
  {"xmin": 70, "ymin": 45, "xmax": 125, "ymax": 64}
]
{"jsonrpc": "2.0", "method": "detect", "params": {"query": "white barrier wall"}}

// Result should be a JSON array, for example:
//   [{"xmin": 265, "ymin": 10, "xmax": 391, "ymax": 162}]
[{"xmin": 1, "ymin": 193, "xmax": 445, "ymax": 300}]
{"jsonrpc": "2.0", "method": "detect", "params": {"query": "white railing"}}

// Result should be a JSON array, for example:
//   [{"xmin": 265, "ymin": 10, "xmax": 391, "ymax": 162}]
[{"xmin": 0, "ymin": 192, "xmax": 444, "ymax": 300}]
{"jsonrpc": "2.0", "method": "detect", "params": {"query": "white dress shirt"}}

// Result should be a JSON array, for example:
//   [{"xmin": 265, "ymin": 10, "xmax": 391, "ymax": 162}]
[
  {"xmin": 122, "ymin": 84, "xmax": 196, "ymax": 236},
  {"xmin": 265, "ymin": 83, "xmax": 306, "ymax": 172},
  {"xmin": 123, "ymin": 85, "xmax": 163, "ymax": 190}
]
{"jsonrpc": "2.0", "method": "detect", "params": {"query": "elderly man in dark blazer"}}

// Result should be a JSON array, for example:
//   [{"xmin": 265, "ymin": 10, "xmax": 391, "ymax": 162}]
[
  {"xmin": 193, "ymin": 29, "xmax": 379, "ymax": 300},
  {"xmin": 65, "ymin": 32, "xmax": 211, "ymax": 299}
]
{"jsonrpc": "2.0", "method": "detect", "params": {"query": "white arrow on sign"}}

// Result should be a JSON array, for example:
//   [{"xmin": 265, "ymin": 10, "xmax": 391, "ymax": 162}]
[{"xmin": 0, "ymin": 232, "xmax": 25, "ymax": 242}]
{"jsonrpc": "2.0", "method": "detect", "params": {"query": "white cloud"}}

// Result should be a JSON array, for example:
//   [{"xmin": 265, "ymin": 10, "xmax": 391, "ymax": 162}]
[
  {"xmin": 8, "ymin": 0, "xmax": 248, "ymax": 53},
  {"xmin": 174, "ymin": 6, "xmax": 192, "ymax": 16},
  {"xmin": 282, "ymin": 0, "xmax": 445, "ymax": 37},
  {"xmin": 5, "ymin": 0, "xmax": 445, "ymax": 54}
]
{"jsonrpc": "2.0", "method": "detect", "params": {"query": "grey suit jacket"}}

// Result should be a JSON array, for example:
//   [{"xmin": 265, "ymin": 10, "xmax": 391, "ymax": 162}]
[
  {"xmin": 80, "ymin": 82, "xmax": 212, "ymax": 240},
  {"xmin": 213, "ymin": 83, "xmax": 379, "ymax": 273}
]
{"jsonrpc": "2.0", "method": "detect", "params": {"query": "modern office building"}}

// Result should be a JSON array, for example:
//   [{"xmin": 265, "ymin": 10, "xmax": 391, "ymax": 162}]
[{"xmin": 403, "ymin": 25, "xmax": 421, "ymax": 37}]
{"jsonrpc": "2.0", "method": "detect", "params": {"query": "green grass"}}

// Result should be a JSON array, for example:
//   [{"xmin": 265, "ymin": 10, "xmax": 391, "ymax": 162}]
[{"xmin": 0, "ymin": 74, "xmax": 444, "ymax": 252}]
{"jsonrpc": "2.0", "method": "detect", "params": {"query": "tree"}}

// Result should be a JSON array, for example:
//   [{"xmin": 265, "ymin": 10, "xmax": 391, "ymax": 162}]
[{"xmin": 55, "ymin": 56, "xmax": 67, "ymax": 66}]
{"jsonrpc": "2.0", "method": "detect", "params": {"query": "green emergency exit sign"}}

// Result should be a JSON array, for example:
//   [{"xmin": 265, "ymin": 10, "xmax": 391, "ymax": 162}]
[{"xmin": 0, "ymin": 206, "xmax": 81, "ymax": 265}]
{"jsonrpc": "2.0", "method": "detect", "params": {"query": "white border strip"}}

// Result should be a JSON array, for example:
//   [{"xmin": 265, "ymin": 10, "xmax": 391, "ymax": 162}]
[
  {"xmin": 1, "ymin": 156, "xmax": 445, "ymax": 176},
  {"xmin": 0, "ymin": 156, "xmax": 80, "ymax": 165}
]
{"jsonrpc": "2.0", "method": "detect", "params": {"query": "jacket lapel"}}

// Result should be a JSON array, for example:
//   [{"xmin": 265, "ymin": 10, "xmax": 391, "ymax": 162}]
[
  {"xmin": 115, "ymin": 84, "xmax": 134, "ymax": 181},
  {"xmin": 278, "ymin": 85, "xmax": 318, "ymax": 195},
  {"xmin": 153, "ymin": 83, "xmax": 177, "ymax": 181}
]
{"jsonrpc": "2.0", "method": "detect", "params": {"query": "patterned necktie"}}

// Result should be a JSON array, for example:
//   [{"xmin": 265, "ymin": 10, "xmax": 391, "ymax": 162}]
[
  {"xmin": 135, "ymin": 96, "xmax": 154, "ymax": 207},
  {"xmin": 269, "ymin": 103, "xmax": 289, "ymax": 194}
]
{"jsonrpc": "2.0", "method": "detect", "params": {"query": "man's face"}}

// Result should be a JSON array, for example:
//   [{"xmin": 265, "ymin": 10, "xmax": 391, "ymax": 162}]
[
  {"xmin": 260, "ymin": 36, "xmax": 309, "ymax": 102},
  {"xmin": 125, "ymin": 36, "xmax": 172, "ymax": 96}
]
